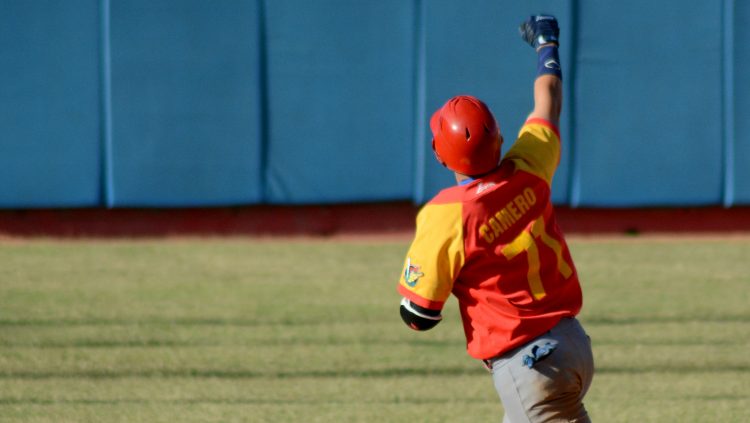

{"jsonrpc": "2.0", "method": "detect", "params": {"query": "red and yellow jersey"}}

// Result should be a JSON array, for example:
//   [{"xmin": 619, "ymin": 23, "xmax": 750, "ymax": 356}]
[{"xmin": 398, "ymin": 118, "xmax": 582, "ymax": 360}]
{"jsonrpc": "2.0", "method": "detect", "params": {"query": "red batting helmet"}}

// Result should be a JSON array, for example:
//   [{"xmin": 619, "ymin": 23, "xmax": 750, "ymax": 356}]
[{"xmin": 430, "ymin": 95, "xmax": 502, "ymax": 176}]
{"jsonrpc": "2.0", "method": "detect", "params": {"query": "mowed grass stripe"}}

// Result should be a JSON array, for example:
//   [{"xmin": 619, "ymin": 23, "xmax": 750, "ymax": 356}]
[
  {"xmin": 2, "ymin": 318, "xmax": 746, "ymax": 347},
  {"xmin": 0, "ymin": 318, "xmax": 350, "ymax": 327},
  {"xmin": 0, "ymin": 367, "xmax": 479, "ymax": 380},
  {"xmin": 1, "ymin": 313, "xmax": 749, "ymax": 327},
  {"xmin": 0, "ymin": 364, "xmax": 748, "ymax": 380},
  {"xmin": 0, "ymin": 339, "xmax": 466, "ymax": 348},
  {"xmin": 0, "ymin": 397, "xmax": 494, "ymax": 406},
  {"xmin": 3, "ymin": 338, "xmax": 745, "ymax": 348}
]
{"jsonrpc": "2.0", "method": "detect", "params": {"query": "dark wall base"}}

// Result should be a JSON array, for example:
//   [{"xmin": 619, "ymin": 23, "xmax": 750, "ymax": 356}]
[{"xmin": 1, "ymin": 204, "xmax": 748, "ymax": 238}]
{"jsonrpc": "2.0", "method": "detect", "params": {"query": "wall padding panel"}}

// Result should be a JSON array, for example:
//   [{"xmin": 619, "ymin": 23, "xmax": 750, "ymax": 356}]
[
  {"xmin": 0, "ymin": 0, "xmax": 101, "ymax": 207},
  {"xmin": 108, "ymin": 0, "xmax": 263, "ymax": 206},
  {"xmin": 572, "ymin": 1, "xmax": 724, "ymax": 206},
  {"xmin": 263, "ymin": 0, "xmax": 415, "ymax": 204}
]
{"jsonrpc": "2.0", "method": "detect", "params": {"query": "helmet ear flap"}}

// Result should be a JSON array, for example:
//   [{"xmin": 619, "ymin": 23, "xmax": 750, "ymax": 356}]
[{"xmin": 431, "ymin": 138, "xmax": 447, "ymax": 168}]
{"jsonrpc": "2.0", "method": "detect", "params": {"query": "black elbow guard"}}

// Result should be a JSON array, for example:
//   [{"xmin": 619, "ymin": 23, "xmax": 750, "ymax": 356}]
[{"xmin": 400, "ymin": 297, "xmax": 442, "ymax": 331}]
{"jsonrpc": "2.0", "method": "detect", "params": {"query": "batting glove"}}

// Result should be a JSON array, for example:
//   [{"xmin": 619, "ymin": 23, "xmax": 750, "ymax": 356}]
[{"xmin": 519, "ymin": 15, "xmax": 560, "ymax": 49}]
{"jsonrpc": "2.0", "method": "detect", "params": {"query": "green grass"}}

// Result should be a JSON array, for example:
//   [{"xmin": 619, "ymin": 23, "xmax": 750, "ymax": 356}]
[{"xmin": 0, "ymin": 237, "xmax": 749, "ymax": 422}]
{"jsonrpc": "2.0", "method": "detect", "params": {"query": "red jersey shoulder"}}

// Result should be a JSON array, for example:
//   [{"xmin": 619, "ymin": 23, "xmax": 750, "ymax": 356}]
[{"xmin": 428, "ymin": 184, "xmax": 468, "ymax": 205}]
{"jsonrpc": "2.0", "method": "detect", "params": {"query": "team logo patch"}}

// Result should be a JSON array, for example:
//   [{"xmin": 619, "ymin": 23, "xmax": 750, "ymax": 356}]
[
  {"xmin": 476, "ymin": 182, "xmax": 496, "ymax": 195},
  {"xmin": 404, "ymin": 258, "xmax": 424, "ymax": 287}
]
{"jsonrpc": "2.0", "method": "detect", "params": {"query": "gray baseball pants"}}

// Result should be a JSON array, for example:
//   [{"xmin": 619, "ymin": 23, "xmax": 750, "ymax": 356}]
[{"xmin": 488, "ymin": 317, "xmax": 594, "ymax": 423}]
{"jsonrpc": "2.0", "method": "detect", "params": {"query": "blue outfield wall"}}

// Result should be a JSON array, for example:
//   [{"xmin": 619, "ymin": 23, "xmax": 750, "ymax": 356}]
[
  {"xmin": 0, "ymin": 0, "xmax": 102, "ymax": 207},
  {"xmin": 263, "ymin": 0, "xmax": 416, "ymax": 203},
  {"xmin": 0, "ymin": 0, "xmax": 747, "ymax": 208},
  {"xmin": 573, "ymin": 1, "xmax": 725, "ymax": 207},
  {"xmin": 108, "ymin": 0, "xmax": 263, "ymax": 207},
  {"xmin": 734, "ymin": 0, "xmax": 750, "ymax": 204}
]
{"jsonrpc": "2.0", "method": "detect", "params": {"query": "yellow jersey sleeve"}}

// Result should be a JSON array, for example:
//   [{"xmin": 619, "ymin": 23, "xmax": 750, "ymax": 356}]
[
  {"xmin": 502, "ymin": 119, "xmax": 561, "ymax": 185},
  {"xmin": 398, "ymin": 201, "xmax": 465, "ymax": 310}
]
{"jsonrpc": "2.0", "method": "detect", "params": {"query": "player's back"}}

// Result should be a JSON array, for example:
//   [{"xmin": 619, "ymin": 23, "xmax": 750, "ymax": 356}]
[
  {"xmin": 435, "ymin": 120, "xmax": 582, "ymax": 359},
  {"xmin": 398, "ymin": 119, "xmax": 583, "ymax": 359}
]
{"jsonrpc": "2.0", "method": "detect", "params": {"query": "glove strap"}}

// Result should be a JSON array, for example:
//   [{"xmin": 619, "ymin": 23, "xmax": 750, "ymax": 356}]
[{"xmin": 536, "ymin": 45, "xmax": 562, "ymax": 80}]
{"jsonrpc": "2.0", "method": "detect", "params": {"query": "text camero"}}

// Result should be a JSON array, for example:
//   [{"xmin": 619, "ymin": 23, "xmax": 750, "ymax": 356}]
[{"xmin": 478, "ymin": 187, "xmax": 537, "ymax": 244}]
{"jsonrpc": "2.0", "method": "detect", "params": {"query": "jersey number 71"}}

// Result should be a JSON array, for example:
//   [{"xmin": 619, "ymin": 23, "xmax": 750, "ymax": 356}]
[{"xmin": 500, "ymin": 218, "xmax": 573, "ymax": 300}]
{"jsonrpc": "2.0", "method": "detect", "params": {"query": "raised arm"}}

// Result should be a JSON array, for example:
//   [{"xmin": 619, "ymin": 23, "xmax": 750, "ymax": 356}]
[{"xmin": 520, "ymin": 15, "xmax": 563, "ymax": 126}]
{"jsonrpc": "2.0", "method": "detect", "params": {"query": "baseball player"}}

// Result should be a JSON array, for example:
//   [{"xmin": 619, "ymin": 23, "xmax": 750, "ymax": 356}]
[{"xmin": 397, "ymin": 15, "xmax": 594, "ymax": 422}]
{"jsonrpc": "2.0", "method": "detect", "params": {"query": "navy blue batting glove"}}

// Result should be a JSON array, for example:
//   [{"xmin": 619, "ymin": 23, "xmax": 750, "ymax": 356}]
[{"xmin": 519, "ymin": 15, "xmax": 559, "ymax": 49}]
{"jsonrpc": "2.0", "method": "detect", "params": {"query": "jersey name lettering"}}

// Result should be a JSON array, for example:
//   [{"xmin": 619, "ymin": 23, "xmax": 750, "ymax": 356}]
[{"xmin": 478, "ymin": 187, "xmax": 537, "ymax": 244}]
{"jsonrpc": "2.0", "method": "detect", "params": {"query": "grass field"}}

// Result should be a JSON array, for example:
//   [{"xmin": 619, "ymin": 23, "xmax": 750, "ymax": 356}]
[{"xmin": 0, "ymin": 236, "xmax": 749, "ymax": 422}]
